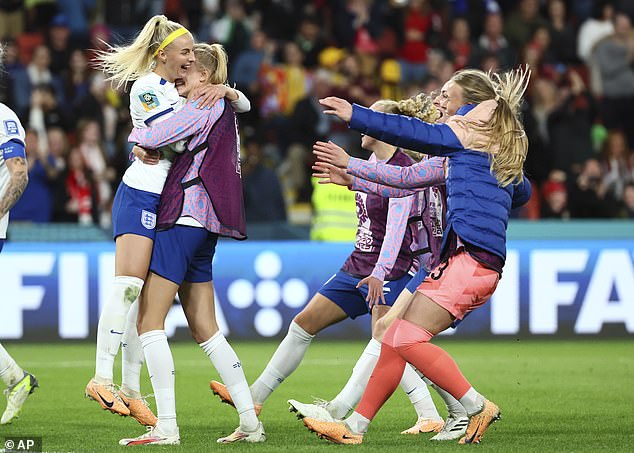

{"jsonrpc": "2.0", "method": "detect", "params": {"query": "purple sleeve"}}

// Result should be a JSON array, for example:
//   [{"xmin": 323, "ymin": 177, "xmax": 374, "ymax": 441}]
[
  {"xmin": 128, "ymin": 99, "xmax": 224, "ymax": 149},
  {"xmin": 371, "ymin": 195, "xmax": 414, "ymax": 281},
  {"xmin": 347, "ymin": 156, "xmax": 445, "ymax": 189},
  {"xmin": 351, "ymin": 176, "xmax": 418, "ymax": 198}
]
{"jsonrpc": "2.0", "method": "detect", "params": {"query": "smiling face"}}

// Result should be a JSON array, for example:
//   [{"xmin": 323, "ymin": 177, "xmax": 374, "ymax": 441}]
[
  {"xmin": 156, "ymin": 33, "xmax": 195, "ymax": 82},
  {"xmin": 433, "ymin": 80, "xmax": 464, "ymax": 122}
]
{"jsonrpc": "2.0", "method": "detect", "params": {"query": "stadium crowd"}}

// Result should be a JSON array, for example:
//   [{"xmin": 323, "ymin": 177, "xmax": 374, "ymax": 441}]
[{"xmin": 1, "ymin": 0, "xmax": 634, "ymax": 228}]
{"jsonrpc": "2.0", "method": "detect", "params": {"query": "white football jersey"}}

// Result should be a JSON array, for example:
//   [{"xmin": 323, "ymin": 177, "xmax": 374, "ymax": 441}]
[
  {"xmin": 123, "ymin": 72, "xmax": 186, "ymax": 194},
  {"xmin": 0, "ymin": 103, "xmax": 26, "ymax": 239}
]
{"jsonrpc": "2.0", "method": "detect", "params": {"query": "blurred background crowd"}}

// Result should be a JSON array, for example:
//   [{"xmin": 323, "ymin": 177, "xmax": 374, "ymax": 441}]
[{"xmin": 1, "ymin": 0, "xmax": 634, "ymax": 235}]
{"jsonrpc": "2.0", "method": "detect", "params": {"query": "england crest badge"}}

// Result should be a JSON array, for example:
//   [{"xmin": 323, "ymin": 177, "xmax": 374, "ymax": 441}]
[{"xmin": 141, "ymin": 210, "xmax": 157, "ymax": 230}]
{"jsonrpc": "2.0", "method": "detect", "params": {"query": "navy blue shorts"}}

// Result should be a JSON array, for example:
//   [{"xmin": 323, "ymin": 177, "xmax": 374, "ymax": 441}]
[
  {"xmin": 150, "ymin": 225, "xmax": 219, "ymax": 285},
  {"xmin": 0, "ymin": 239, "xmax": 4, "ymax": 253},
  {"xmin": 112, "ymin": 182, "xmax": 161, "ymax": 241},
  {"xmin": 318, "ymin": 271, "xmax": 412, "ymax": 319}
]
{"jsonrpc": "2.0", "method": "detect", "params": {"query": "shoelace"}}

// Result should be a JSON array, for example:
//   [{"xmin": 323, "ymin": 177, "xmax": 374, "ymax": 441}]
[{"xmin": 312, "ymin": 397, "xmax": 330, "ymax": 408}]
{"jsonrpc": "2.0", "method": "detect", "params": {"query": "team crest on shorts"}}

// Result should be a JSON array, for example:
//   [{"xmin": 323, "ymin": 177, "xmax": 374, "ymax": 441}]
[
  {"xmin": 139, "ymin": 91, "xmax": 160, "ymax": 111},
  {"xmin": 141, "ymin": 210, "xmax": 157, "ymax": 230}
]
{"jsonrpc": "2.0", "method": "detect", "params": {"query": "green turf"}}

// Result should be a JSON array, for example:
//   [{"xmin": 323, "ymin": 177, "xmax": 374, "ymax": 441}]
[{"xmin": 0, "ymin": 339, "xmax": 632, "ymax": 452}]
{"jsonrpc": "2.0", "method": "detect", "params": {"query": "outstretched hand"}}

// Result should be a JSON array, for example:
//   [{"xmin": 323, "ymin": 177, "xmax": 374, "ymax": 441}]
[
  {"xmin": 312, "ymin": 161, "xmax": 354, "ymax": 186},
  {"xmin": 319, "ymin": 97, "xmax": 353, "ymax": 122},
  {"xmin": 313, "ymin": 140, "xmax": 351, "ymax": 168}
]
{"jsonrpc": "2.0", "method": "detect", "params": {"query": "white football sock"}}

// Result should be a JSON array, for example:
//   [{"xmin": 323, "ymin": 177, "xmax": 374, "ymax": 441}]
[
  {"xmin": 327, "ymin": 338, "xmax": 381, "ymax": 419},
  {"xmin": 399, "ymin": 364, "xmax": 441, "ymax": 420},
  {"xmin": 140, "ymin": 330, "xmax": 177, "ymax": 436},
  {"xmin": 200, "ymin": 332, "xmax": 258, "ymax": 432},
  {"xmin": 345, "ymin": 411, "xmax": 370, "ymax": 435},
  {"xmin": 95, "ymin": 276, "xmax": 143, "ymax": 382},
  {"xmin": 0, "ymin": 343, "xmax": 23, "ymax": 387},
  {"xmin": 421, "ymin": 375, "xmax": 467, "ymax": 417},
  {"xmin": 250, "ymin": 321, "xmax": 314, "ymax": 405},
  {"xmin": 459, "ymin": 387, "xmax": 485, "ymax": 416},
  {"xmin": 121, "ymin": 301, "xmax": 144, "ymax": 399}
]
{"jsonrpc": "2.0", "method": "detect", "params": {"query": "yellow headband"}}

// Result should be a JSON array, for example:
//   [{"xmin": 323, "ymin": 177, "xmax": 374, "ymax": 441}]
[{"xmin": 153, "ymin": 28, "xmax": 189, "ymax": 57}]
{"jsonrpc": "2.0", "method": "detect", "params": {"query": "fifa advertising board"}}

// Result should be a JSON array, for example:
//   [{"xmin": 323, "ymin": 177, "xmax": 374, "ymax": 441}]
[{"xmin": 0, "ymin": 240, "xmax": 633, "ymax": 340}]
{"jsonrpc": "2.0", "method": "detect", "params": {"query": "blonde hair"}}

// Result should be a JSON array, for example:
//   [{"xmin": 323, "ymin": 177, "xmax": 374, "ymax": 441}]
[
  {"xmin": 192, "ymin": 43, "xmax": 228, "ymax": 85},
  {"xmin": 97, "ymin": 15, "xmax": 189, "ymax": 89},
  {"xmin": 374, "ymin": 93, "xmax": 439, "ymax": 161},
  {"xmin": 451, "ymin": 67, "xmax": 530, "ymax": 187}
]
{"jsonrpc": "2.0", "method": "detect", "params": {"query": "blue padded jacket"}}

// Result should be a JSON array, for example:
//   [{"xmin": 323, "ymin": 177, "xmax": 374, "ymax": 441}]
[{"xmin": 349, "ymin": 103, "xmax": 532, "ymax": 264}]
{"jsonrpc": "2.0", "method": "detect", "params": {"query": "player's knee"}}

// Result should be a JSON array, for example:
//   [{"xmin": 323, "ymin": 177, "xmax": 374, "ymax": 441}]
[
  {"xmin": 392, "ymin": 320, "xmax": 434, "ymax": 350},
  {"xmin": 292, "ymin": 312, "xmax": 319, "ymax": 336},
  {"xmin": 191, "ymin": 325, "xmax": 219, "ymax": 344},
  {"xmin": 372, "ymin": 318, "xmax": 387, "ymax": 342}
]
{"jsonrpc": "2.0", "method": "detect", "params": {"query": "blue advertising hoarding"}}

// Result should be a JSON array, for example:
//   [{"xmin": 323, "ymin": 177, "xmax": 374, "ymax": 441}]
[{"xmin": 0, "ymin": 240, "xmax": 632, "ymax": 340}]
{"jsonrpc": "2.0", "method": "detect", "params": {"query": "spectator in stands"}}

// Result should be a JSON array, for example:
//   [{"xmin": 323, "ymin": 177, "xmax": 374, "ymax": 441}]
[
  {"xmin": 504, "ymin": 0, "xmax": 549, "ymax": 50},
  {"xmin": 546, "ymin": 0, "xmax": 577, "ymax": 64},
  {"xmin": 471, "ymin": 11, "xmax": 515, "ymax": 70},
  {"xmin": 27, "ymin": 83, "xmax": 70, "ymax": 132},
  {"xmin": 547, "ymin": 70, "xmax": 597, "ymax": 175},
  {"xmin": 242, "ymin": 136, "xmax": 287, "ymax": 223},
  {"xmin": 601, "ymin": 129, "xmax": 633, "ymax": 201},
  {"xmin": 231, "ymin": 29, "xmax": 271, "ymax": 95},
  {"xmin": 55, "ymin": 0, "xmax": 95, "ymax": 46},
  {"xmin": 593, "ymin": 12, "xmax": 634, "ymax": 145},
  {"xmin": 47, "ymin": 14, "xmax": 72, "ymax": 75},
  {"xmin": 541, "ymin": 177, "xmax": 570, "ymax": 220},
  {"xmin": 295, "ymin": 16, "xmax": 326, "ymax": 69},
  {"xmin": 569, "ymin": 158, "xmax": 619, "ymax": 218},
  {"xmin": 59, "ymin": 49, "xmax": 91, "ymax": 117},
  {"xmin": 76, "ymin": 119, "xmax": 114, "ymax": 226},
  {"xmin": 10, "ymin": 128, "xmax": 56, "ymax": 222},
  {"xmin": 398, "ymin": 0, "xmax": 436, "ymax": 84},
  {"xmin": 211, "ymin": 0, "xmax": 252, "ymax": 59},
  {"xmin": 577, "ymin": 0, "xmax": 615, "ymax": 63},
  {"xmin": 64, "ymin": 146, "xmax": 95, "ymax": 225},
  {"xmin": 447, "ymin": 17, "xmax": 471, "ymax": 70}
]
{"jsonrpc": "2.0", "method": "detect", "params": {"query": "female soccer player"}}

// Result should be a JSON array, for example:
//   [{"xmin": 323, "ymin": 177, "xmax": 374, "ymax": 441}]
[
  {"xmin": 87, "ymin": 15, "xmax": 250, "ymax": 426},
  {"xmin": 288, "ymin": 93, "xmax": 467, "ymax": 438},
  {"xmin": 209, "ymin": 96, "xmax": 444, "ymax": 429},
  {"xmin": 117, "ymin": 42, "xmax": 263, "ymax": 446},
  {"xmin": 0, "ymin": 52, "xmax": 38, "ymax": 422},
  {"xmin": 302, "ymin": 67, "xmax": 532, "ymax": 445}
]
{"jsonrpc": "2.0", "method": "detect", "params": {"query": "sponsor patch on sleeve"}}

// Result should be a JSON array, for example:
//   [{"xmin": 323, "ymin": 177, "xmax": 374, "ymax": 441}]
[
  {"xmin": 139, "ymin": 91, "xmax": 160, "ymax": 112},
  {"xmin": 4, "ymin": 120, "xmax": 19, "ymax": 136}
]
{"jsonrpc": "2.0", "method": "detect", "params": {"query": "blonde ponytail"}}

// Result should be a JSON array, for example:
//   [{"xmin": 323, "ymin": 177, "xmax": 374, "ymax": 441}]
[
  {"xmin": 374, "ymin": 93, "xmax": 440, "ymax": 162},
  {"xmin": 192, "ymin": 43, "xmax": 228, "ymax": 85},
  {"xmin": 96, "ymin": 15, "xmax": 189, "ymax": 89},
  {"xmin": 451, "ymin": 67, "xmax": 530, "ymax": 187}
]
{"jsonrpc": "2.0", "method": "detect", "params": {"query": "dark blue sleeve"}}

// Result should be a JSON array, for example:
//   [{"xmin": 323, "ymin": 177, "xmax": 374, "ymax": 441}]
[
  {"xmin": 0, "ymin": 139, "xmax": 26, "ymax": 160},
  {"xmin": 511, "ymin": 178, "xmax": 532, "ymax": 208},
  {"xmin": 349, "ymin": 104, "xmax": 464, "ymax": 156}
]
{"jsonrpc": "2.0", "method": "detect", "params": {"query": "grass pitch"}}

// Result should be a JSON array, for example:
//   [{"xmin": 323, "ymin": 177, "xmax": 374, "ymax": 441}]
[{"xmin": 0, "ymin": 339, "xmax": 632, "ymax": 452}]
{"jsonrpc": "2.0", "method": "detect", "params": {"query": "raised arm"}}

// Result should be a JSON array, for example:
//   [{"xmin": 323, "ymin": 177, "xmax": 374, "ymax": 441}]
[
  {"xmin": 347, "ymin": 156, "xmax": 445, "ymax": 189},
  {"xmin": 351, "ymin": 176, "xmax": 418, "ymax": 198},
  {"xmin": 128, "ymin": 99, "xmax": 224, "ymax": 149},
  {"xmin": 349, "ymin": 104, "xmax": 464, "ymax": 156}
]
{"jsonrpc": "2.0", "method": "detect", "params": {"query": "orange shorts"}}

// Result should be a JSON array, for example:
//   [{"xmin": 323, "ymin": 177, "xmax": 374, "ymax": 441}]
[{"xmin": 417, "ymin": 249, "xmax": 500, "ymax": 320}]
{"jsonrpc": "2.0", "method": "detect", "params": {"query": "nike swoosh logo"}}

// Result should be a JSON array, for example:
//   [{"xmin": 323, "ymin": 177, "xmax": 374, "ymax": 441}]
[
  {"xmin": 110, "ymin": 330, "xmax": 124, "ymax": 335},
  {"xmin": 96, "ymin": 391, "xmax": 114, "ymax": 408}
]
